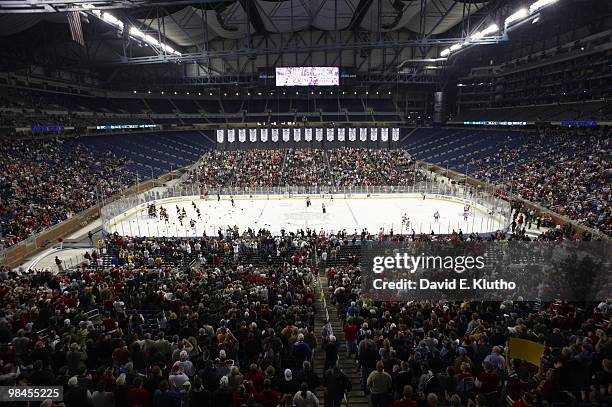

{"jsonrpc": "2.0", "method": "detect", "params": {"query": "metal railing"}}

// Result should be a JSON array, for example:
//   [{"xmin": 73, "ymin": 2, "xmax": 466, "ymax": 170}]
[
  {"xmin": 418, "ymin": 160, "xmax": 607, "ymax": 239},
  {"xmin": 100, "ymin": 174, "xmax": 512, "ymax": 237}
]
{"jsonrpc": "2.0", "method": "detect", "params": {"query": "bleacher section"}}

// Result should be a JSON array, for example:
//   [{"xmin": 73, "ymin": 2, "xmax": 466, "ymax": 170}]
[
  {"xmin": 0, "ymin": 85, "xmax": 404, "ymax": 127},
  {"xmin": 402, "ymin": 128, "xmax": 529, "ymax": 174},
  {"xmin": 458, "ymin": 99, "xmax": 610, "ymax": 122},
  {"xmin": 144, "ymin": 98, "xmax": 175, "ymax": 114},
  {"xmin": 79, "ymin": 131, "xmax": 213, "ymax": 178},
  {"xmin": 456, "ymin": 28, "xmax": 612, "ymax": 122}
]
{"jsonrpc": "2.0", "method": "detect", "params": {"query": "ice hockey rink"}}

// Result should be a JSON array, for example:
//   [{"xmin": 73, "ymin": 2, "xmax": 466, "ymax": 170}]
[{"xmin": 104, "ymin": 193, "xmax": 507, "ymax": 237}]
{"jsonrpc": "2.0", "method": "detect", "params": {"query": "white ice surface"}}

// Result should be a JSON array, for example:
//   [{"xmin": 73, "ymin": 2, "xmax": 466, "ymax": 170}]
[{"xmin": 105, "ymin": 193, "xmax": 507, "ymax": 237}]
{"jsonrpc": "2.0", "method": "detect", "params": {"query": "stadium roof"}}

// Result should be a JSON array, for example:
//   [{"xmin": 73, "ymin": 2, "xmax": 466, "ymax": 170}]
[
  {"xmin": 0, "ymin": 0, "xmax": 536, "ymax": 86},
  {"xmin": 136, "ymin": 1, "xmax": 487, "ymax": 47},
  {"xmin": 0, "ymin": 1, "xmax": 490, "ymax": 40}
]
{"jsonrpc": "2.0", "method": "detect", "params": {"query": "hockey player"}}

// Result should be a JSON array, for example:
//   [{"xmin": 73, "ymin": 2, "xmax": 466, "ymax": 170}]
[{"xmin": 401, "ymin": 213, "xmax": 410, "ymax": 228}]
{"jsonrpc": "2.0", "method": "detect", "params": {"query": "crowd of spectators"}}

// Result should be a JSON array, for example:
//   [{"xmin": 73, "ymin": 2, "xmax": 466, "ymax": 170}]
[
  {"xmin": 0, "ymin": 137, "xmax": 134, "ymax": 250},
  {"xmin": 0, "ymin": 227, "xmax": 331, "ymax": 407},
  {"xmin": 197, "ymin": 148, "xmax": 419, "ymax": 190},
  {"xmin": 470, "ymin": 127, "xmax": 611, "ymax": 235},
  {"xmin": 0, "ymin": 225, "xmax": 608, "ymax": 407},
  {"xmin": 327, "ymin": 148, "xmax": 416, "ymax": 187},
  {"xmin": 327, "ymin": 253, "xmax": 612, "ymax": 406},
  {"xmin": 282, "ymin": 149, "xmax": 333, "ymax": 187}
]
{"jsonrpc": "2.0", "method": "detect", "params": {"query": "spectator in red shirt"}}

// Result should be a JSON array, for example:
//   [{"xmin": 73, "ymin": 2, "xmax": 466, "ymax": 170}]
[
  {"xmin": 257, "ymin": 379, "xmax": 281, "ymax": 407},
  {"xmin": 127, "ymin": 376, "xmax": 151, "ymax": 407},
  {"xmin": 392, "ymin": 384, "xmax": 418, "ymax": 407},
  {"xmin": 102, "ymin": 313, "xmax": 118, "ymax": 332},
  {"xmin": 476, "ymin": 361, "xmax": 500, "ymax": 394},
  {"xmin": 512, "ymin": 392, "xmax": 536, "ymax": 407},
  {"xmin": 343, "ymin": 321, "xmax": 358, "ymax": 356}
]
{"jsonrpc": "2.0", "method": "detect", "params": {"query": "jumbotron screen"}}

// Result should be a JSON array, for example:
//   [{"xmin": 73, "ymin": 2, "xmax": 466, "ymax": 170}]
[{"xmin": 275, "ymin": 66, "xmax": 339, "ymax": 86}]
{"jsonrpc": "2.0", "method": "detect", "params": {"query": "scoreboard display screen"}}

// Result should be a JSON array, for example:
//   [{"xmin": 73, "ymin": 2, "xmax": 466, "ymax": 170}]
[{"xmin": 275, "ymin": 67, "xmax": 339, "ymax": 86}]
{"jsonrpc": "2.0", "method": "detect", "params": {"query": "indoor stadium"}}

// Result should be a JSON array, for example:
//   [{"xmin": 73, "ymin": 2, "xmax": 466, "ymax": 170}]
[{"xmin": 0, "ymin": 0, "xmax": 610, "ymax": 406}]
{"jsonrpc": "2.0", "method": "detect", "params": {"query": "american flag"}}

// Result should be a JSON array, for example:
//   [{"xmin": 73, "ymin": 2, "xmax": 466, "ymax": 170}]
[{"xmin": 67, "ymin": 11, "xmax": 85, "ymax": 46}]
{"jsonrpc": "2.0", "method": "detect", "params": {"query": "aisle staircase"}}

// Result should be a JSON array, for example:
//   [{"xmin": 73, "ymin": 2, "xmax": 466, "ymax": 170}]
[{"xmin": 313, "ymin": 274, "xmax": 368, "ymax": 407}]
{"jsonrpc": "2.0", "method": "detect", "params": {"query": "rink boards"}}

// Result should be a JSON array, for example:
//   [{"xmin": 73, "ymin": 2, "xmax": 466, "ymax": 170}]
[{"xmin": 103, "ymin": 192, "xmax": 508, "ymax": 237}]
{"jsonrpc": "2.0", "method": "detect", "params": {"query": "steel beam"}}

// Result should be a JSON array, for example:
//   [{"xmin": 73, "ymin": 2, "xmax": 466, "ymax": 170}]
[
  {"xmin": 0, "ymin": 1, "xmax": 225, "ymax": 13},
  {"xmin": 112, "ymin": 36, "xmax": 504, "ymax": 65}
]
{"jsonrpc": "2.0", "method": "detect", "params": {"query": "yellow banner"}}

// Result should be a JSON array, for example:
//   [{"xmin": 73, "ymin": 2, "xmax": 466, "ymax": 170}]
[{"xmin": 508, "ymin": 337, "xmax": 545, "ymax": 367}]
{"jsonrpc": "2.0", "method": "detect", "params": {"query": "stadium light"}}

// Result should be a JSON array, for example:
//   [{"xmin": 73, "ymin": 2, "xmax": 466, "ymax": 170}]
[
  {"xmin": 505, "ymin": 8, "xmax": 528, "ymax": 26},
  {"xmin": 471, "ymin": 24, "xmax": 499, "ymax": 40},
  {"xmin": 161, "ymin": 91, "xmax": 164, "ymax": 94},
  {"xmin": 92, "ymin": 10, "xmax": 125, "ymax": 31},
  {"xmin": 530, "ymin": 0, "xmax": 559, "ymax": 13},
  {"xmin": 439, "ymin": 0, "xmax": 562, "ymax": 58},
  {"xmin": 129, "ymin": 27, "xmax": 181, "ymax": 56}
]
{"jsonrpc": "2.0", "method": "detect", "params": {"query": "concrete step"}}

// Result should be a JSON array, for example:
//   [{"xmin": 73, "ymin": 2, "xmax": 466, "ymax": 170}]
[{"xmin": 315, "ymin": 275, "xmax": 369, "ymax": 406}]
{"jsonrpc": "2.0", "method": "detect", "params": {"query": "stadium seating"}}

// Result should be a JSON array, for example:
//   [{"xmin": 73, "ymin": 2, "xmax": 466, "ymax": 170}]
[
  {"xmin": 0, "ymin": 86, "xmax": 403, "ymax": 127},
  {"xmin": 81, "ymin": 131, "xmax": 213, "ymax": 177}
]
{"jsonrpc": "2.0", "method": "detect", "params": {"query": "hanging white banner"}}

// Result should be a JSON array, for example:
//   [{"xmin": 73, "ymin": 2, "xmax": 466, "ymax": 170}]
[
  {"xmin": 282, "ymin": 128, "xmax": 290, "ymax": 142},
  {"xmin": 337, "ymin": 128, "xmax": 345, "ymax": 142},
  {"xmin": 271, "ymin": 128, "xmax": 279, "ymax": 142},
  {"xmin": 249, "ymin": 128, "xmax": 257, "ymax": 142},
  {"xmin": 315, "ymin": 128, "xmax": 323, "ymax": 141},
  {"xmin": 392, "ymin": 127, "xmax": 400, "ymax": 141},
  {"xmin": 238, "ymin": 128, "xmax": 246, "ymax": 143},
  {"xmin": 381, "ymin": 127, "xmax": 389, "ymax": 142},
  {"xmin": 370, "ymin": 128, "xmax": 378, "ymax": 141},
  {"xmin": 260, "ymin": 128, "xmax": 268, "ymax": 142},
  {"xmin": 227, "ymin": 129, "xmax": 235, "ymax": 143},
  {"xmin": 216, "ymin": 129, "xmax": 224, "ymax": 143},
  {"xmin": 359, "ymin": 128, "xmax": 367, "ymax": 141},
  {"xmin": 293, "ymin": 128, "xmax": 301, "ymax": 142},
  {"xmin": 305, "ymin": 128, "xmax": 313, "ymax": 142},
  {"xmin": 348, "ymin": 128, "xmax": 356, "ymax": 141},
  {"xmin": 326, "ymin": 128, "xmax": 334, "ymax": 142}
]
